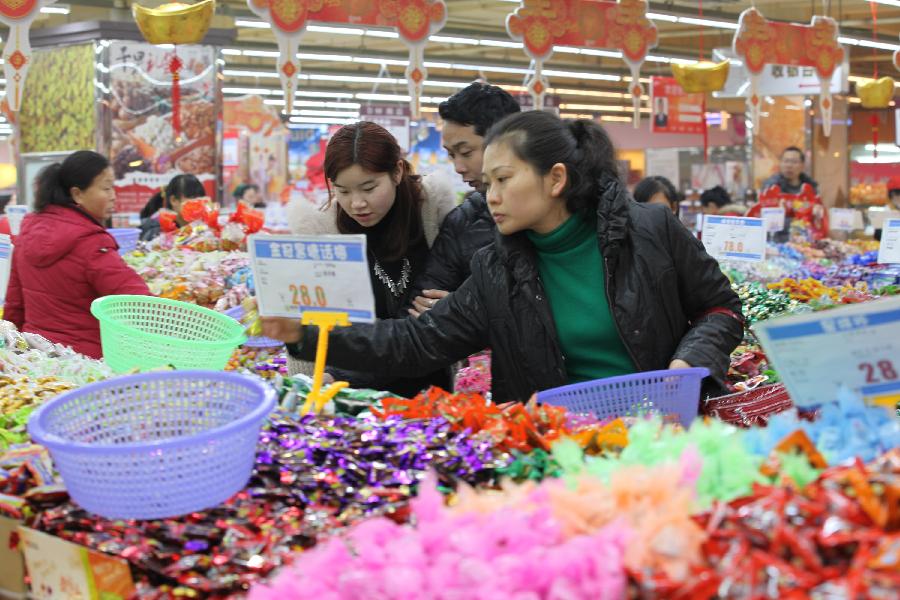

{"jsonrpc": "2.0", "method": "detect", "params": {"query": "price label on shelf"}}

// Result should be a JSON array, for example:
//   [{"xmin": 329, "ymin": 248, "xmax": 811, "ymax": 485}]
[
  {"xmin": 754, "ymin": 296, "xmax": 900, "ymax": 408},
  {"xmin": 249, "ymin": 234, "xmax": 375, "ymax": 322},
  {"xmin": 878, "ymin": 219, "xmax": 900, "ymax": 265},
  {"xmin": 701, "ymin": 215, "xmax": 766, "ymax": 263},
  {"xmin": 829, "ymin": 208, "xmax": 861, "ymax": 232},
  {"xmin": 0, "ymin": 235, "xmax": 11, "ymax": 307},
  {"xmin": 5, "ymin": 205, "xmax": 27, "ymax": 236},
  {"xmin": 761, "ymin": 206, "xmax": 786, "ymax": 232}
]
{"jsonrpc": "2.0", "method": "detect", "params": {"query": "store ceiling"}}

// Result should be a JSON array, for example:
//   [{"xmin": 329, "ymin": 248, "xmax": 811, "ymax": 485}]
[{"xmin": 10, "ymin": 1, "xmax": 900, "ymax": 122}]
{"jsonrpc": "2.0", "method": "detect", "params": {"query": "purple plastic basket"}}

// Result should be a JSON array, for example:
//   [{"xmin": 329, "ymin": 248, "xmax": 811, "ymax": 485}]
[
  {"xmin": 537, "ymin": 368, "xmax": 709, "ymax": 427},
  {"xmin": 224, "ymin": 305, "xmax": 284, "ymax": 348},
  {"xmin": 108, "ymin": 228, "xmax": 140, "ymax": 255},
  {"xmin": 27, "ymin": 370, "xmax": 276, "ymax": 520}
]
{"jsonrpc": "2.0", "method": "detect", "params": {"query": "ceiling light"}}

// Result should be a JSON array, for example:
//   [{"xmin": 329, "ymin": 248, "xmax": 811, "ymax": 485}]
[
  {"xmin": 289, "ymin": 117, "xmax": 357, "ymax": 125},
  {"xmin": 223, "ymin": 69, "xmax": 279, "ymax": 79},
  {"xmin": 235, "ymin": 19, "xmax": 269, "ymax": 29},
  {"xmin": 223, "ymin": 87, "xmax": 280, "ymax": 96},
  {"xmin": 294, "ymin": 109, "xmax": 360, "ymax": 118},
  {"xmin": 857, "ymin": 39, "xmax": 900, "ymax": 51},
  {"xmin": 298, "ymin": 52, "xmax": 353, "ymax": 62},
  {"xmin": 431, "ymin": 35, "xmax": 479, "ymax": 45},
  {"xmin": 645, "ymin": 12, "xmax": 678, "ymax": 23},
  {"xmin": 40, "ymin": 5, "xmax": 70, "ymax": 14},
  {"xmin": 264, "ymin": 99, "xmax": 361, "ymax": 109},
  {"xmin": 581, "ymin": 49, "xmax": 622, "ymax": 58},
  {"xmin": 352, "ymin": 57, "xmax": 408, "ymax": 66},
  {"xmin": 243, "ymin": 49, "xmax": 280, "ymax": 58},
  {"xmin": 480, "ymin": 39, "xmax": 523, "ymax": 48},
  {"xmin": 222, "ymin": 49, "xmax": 242, "ymax": 56},
  {"xmin": 868, "ymin": 1, "xmax": 900, "ymax": 7},
  {"xmin": 677, "ymin": 16, "xmax": 738, "ymax": 30},
  {"xmin": 365, "ymin": 30, "xmax": 400, "ymax": 39},
  {"xmin": 544, "ymin": 69, "xmax": 620, "ymax": 81}
]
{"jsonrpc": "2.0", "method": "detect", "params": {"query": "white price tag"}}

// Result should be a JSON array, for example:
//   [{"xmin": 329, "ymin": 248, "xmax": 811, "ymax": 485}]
[
  {"xmin": 0, "ymin": 235, "xmax": 10, "ymax": 307},
  {"xmin": 878, "ymin": 219, "xmax": 900, "ymax": 265},
  {"xmin": 701, "ymin": 215, "xmax": 766, "ymax": 263},
  {"xmin": 829, "ymin": 208, "xmax": 860, "ymax": 231},
  {"xmin": 5, "ymin": 206, "xmax": 27, "ymax": 236},
  {"xmin": 754, "ymin": 296, "xmax": 900, "ymax": 408},
  {"xmin": 761, "ymin": 206, "xmax": 786, "ymax": 232},
  {"xmin": 249, "ymin": 234, "xmax": 376, "ymax": 322}
]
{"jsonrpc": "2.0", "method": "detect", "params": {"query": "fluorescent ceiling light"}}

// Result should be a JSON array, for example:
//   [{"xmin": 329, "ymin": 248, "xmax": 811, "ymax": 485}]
[
  {"xmin": 864, "ymin": 143, "xmax": 900, "ymax": 151},
  {"xmin": 431, "ymin": 35, "xmax": 479, "ymax": 45},
  {"xmin": 289, "ymin": 116, "xmax": 357, "ymax": 125},
  {"xmin": 222, "ymin": 49, "xmax": 242, "ymax": 56},
  {"xmin": 308, "ymin": 25, "xmax": 364, "ymax": 35},
  {"xmin": 295, "ymin": 109, "xmax": 360, "ymax": 118},
  {"xmin": 480, "ymin": 39, "xmax": 523, "ymax": 48},
  {"xmin": 40, "ymin": 6, "xmax": 70, "ymax": 14},
  {"xmin": 869, "ymin": 1, "xmax": 900, "ymax": 7},
  {"xmin": 645, "ymin": 12, "xmax": 678, "ymax": 23},
  {"xmin": 581, "ymin": 49, "xmax": 622, "ymax": 59},
  {"xmin": 352, "ymin": 57, "xmax": 408, "ymax": 66},
  {"xmin": 857, "ymin": 39, "xmax": 900, "ymax": 51},
  {"xmin": 545, "ymin": 69, "xmax": 620, "ymax": 81},
  {"xmin": 223, "ymin": 69, "xmax": 279, "ymax": 79},
  {"xmin": 235, "ymin": 19, "xmax": 269, "ymax": 29},
  {"xmin": 365, "ymin": 30, "xmax": 400, "ymax": 38},
  {"xmin": 243, "ymin": 49, "xmax": 280, "ymax": 58},
  {"xmin": 264, "ymin": 99, "xmax": 361, "ymax": 109},
  {"xmin": 677, "ymin": 16, "xmax": 738, "ymax": 30},
  {"xmin": 223, "ymin": 87, "xmax": 281, "ymax": 96},
  {"xmin": 560, "ymin": 103, "xmax": 651, "ymax": 113},
  {"xmin": 298, "ymin": 52, "xmax": 353, "ymax": 62}
]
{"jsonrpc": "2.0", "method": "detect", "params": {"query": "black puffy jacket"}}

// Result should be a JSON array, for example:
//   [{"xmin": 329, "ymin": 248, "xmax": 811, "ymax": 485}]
[
  {"xmin": 289, "ymin": 177, "xmax": 744, "ymax": 402},
  {"xmin": 410, "ymin": 191, "xmax": 496, "ymax": 295}
]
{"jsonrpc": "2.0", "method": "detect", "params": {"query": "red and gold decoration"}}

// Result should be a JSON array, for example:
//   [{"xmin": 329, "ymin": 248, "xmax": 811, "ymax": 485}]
[
  {"xmin": 860, "ymin": 2, "xmax": 895, "ymax": 159},
  {"xmin": 732, "ymin": 8, "xmax": 843, "ymax": 137},
  {"xmin": 247, "ymin": 0, "xmax": 447, "ymax": 117},
  {"xmin": 505, "ymin": 0, "xmax": 657, "ymax": 126},
  {"xmin": 0, "ymin": 0, "xmax": 59, "ymax": 111},
  {"xmin": 133, "ymin": 1, "xmax": 216, "ymax": 138}
]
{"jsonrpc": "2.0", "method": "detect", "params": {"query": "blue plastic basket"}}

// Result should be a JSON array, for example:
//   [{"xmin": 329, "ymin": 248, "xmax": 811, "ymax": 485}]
[
  {"xmin": 108, "ymin": 228, "xmax": 140, "ymax": 255},
  {"xmin": 27, "ymin": 371, "xmax": 276, "ymax": 520},
  {"xmin": 224, "ymin": 305, "xmax": 284, "ymax": 348},
  {"xmin": 537, "ymin": 368, "xmax": 709, "ymax": 427}
]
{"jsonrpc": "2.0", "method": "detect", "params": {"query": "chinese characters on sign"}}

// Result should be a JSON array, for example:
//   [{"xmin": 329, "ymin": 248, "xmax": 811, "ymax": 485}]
[{"xmin": 651, "ymin": 77, "xmax": 704, "ymax": 135}]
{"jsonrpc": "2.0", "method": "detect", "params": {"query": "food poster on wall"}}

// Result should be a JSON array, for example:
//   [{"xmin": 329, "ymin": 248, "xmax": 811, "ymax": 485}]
[
  {"xmin": 250, "ymin": 133, "xmax": 289, "ymax": 229},
  {"xmin": 408, "ymin": 120, "xmax": 466, "ymax": 196},
  {"xmin": 752, "ymin": 95, "xmax": 806, "ymax": 190},
  {"xmin": 109, "ymin": 41, "xmax": 216, "ymax": 214},
  {"xmin": 19, "ymin": 44, "xmax": 95, "ymax": 154},
  {"xmin": 651, "ymin": 77, "xmax": 704, "ymax": 135}
]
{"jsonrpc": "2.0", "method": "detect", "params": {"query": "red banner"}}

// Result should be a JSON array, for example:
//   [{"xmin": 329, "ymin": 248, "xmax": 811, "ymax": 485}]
[{"xmin": 651, "ymin": 77, "xmax": 704, "ymax": 135}]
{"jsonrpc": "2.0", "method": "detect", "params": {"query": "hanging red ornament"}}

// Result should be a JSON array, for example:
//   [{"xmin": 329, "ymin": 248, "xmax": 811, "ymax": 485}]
[{"xmin": 169, "ymin": 53, "xmax": 183, "ymax": 138}]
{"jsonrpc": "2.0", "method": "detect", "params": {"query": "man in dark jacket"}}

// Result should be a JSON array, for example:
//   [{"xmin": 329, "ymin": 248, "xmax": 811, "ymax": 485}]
[
  {"xmin": 761, "ymin": 146, "xmax": 818, "ymax": 194},
  {"xmin": 408, "ymin": 82, "xmax": 520, "ymax": 316},
  {"xmin": 272, "ymin": 176, "xmax": 743, "ymax": 402}
]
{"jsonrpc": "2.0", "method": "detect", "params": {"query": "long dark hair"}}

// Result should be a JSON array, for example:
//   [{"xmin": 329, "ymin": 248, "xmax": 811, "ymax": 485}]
[
  {"xmin": 140, "ymin": 174, "xmax": 206, "ymax": 219},
  {"xmin": 324, "ymin": 121, "xmax": 424, "ymax": 261},
  {"xmin": 35, "ymin": 151, "xmax": 110, "ymax": 212},
  {"xmin": 484, "ymin": 111, "xmax": 620, "ymax": 219}
]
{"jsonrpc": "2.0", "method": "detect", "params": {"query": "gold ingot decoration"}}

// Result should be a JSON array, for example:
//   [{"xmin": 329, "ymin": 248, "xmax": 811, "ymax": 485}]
[
  {"xmin": 671, "ymin": 60, "xmax": 730, "ymax": 94},
  {"xmin": 856, "ymin": 77, "xmax": 896, "ymax": 109},
  {"xmin": 133, "ymin": 0, "xmax": 216, "ymax": 45}
]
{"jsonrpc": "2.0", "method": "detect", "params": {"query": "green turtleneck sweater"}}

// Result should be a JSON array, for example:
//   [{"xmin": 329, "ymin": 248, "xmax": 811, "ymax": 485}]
[{"xmin": 527, "ymin": 214, "xmax": 636, "ymax": 383}]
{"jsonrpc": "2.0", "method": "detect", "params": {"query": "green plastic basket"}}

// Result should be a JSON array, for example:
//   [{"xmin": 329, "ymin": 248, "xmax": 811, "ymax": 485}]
[{"xmin": 91, "ymin": 295, "xmax": 247, "ymax": 373}]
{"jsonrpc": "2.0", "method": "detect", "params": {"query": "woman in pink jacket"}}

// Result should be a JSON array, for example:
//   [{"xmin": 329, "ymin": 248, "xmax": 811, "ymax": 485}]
[{"xmin": 4, "ymin": 151, "xmax": 150, "ymax": 358}]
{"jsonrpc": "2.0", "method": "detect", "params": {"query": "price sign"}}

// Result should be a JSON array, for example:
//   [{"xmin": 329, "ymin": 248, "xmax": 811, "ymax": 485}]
[
  {"xmin": 0, "ymin": 235, "xmax": 11, "ymax": 307},
  {"xmin": 754, "ymin": 296, "xmax": 900, "ymax": 408},
  {"xmin": 761, "ymin": 206, "xmax": 786, "ymax": 232},
  {"xmin": 5, "ymin": 206, "xmax": 27, "ymax": 236},
  {"xmin": 829, "ymin": 208, "xmax": 861, "ymax": 232},
  {"xmin": 878, "ymin": 219, "xmax": 900, "ymax": 265},
  {"xmin": 701, "ymin": 215, "xmax": 766, "ymax": 263},
  {"xmin": 249, "ymin": 234, "xmax": 376, "ymax": 322}
]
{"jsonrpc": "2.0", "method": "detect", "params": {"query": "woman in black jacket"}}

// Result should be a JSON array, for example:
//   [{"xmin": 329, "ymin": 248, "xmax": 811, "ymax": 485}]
[{"xmin": 264, "ymin": 112, "xmax": 743, "ymax": 402}]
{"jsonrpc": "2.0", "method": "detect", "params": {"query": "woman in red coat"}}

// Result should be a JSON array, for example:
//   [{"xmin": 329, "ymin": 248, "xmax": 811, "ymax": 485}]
[{"xmin": 4, "ymin": 151, "xmax": 150, "ymax": 358}]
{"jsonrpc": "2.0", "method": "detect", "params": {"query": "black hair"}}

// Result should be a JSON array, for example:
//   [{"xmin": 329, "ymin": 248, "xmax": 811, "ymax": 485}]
[
  {"xmin": 140, "ymin": 174, "xmax": 206, "ymax": 219},
  {"xmin": 0, "ymin": 194, "xmax": 12, "ymax": 214},
  {"xmin": 35, "ymin": 151, "xmax": 110, "ymax": 212},
  {"xmin": 782, "ymin": 146, "xmax": 805, "ymax": 162},
  {"xmin": 700, "ymin": 185, "xmax": 731, "ymax": 209},
  {"xmin": 634, "ymin": 176, "xmax": 678, "ymax": 209},
  {"xmin": 438, "ymin": 82, "xmax": 521, "ymax": 137},
  {"xmin": 483, "ymin": 111, "xmax": 619, "ymax": 219},
  {"xmin": 233, "ymin": 183, "xmax": 260, "ymax": 199}
]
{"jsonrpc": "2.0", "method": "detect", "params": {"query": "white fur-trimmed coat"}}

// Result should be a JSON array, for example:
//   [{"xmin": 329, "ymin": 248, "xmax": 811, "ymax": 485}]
[{"xmin": 286, "ymin": 171, "xmax": 457, "ymax": 246}]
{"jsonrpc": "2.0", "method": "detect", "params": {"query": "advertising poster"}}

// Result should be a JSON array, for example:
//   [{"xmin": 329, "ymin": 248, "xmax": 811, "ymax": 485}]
[
  {"xmin": 109, "ymin": 41, "xmax": 216, "ymax": 213},
  {"xmin": 360, "ymin": 104, "xmax": 411, "ymax": 152},
  {"xmin": 224, "ymin": 95, "xmax": 289, "ymax": 205},
  {"xmin": 651, "ymin": 77, "xmax": 704, "ymax": 135},
  {"xmin": 19, "ymin": 44, "xmax": 95, "ymax": 153}
]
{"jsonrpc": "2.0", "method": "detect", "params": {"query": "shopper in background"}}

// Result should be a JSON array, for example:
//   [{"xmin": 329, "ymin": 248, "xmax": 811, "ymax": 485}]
[
  {"xmin": 633, "ymin": 175, "xmax": 679, "ymax": 214},
  {"xmin": 700, "ymin": 186, "xmax": 731, "ymax": 215},
  {"xmin": 874, "ymin": 176, "xmax": 900, "ymax": 241},
  {"xmin": 762, "ymin": 146, "xmax": 818, "ymax": 194},
  {"xmin": 4, "ymin": 151, "xmax": 150, "ymax": 358},
  {"xmin": 267, "ymin": 112, "xmax": 743, "ymax": 402},
  {"xmin": 0, "ymin": 193, "xmax": 13, "ymax": 236},
  {"xmin": 139, "ymin": 174, "xmax": 206, "ymax": 241},
  {"xmin": 408, "ymin": 82, "xmax": 521, "ymax": 317},
  {"xmin": 234, "ymin": 183, "xmax": 266, "ymax": 209},
  {"xmin": 286, "ymin": 121, "xmax": 455, "ymax": 397}
]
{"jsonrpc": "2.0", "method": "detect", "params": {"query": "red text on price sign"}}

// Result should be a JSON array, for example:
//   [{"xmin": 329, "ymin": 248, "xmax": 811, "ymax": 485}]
[
  {"xmin": 290, "ymin": 284, "xmax": 327, "ymax": 308},
  {"xmin": 858, "ymin": 360, "xmax": 898, "ymax": 384}
]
